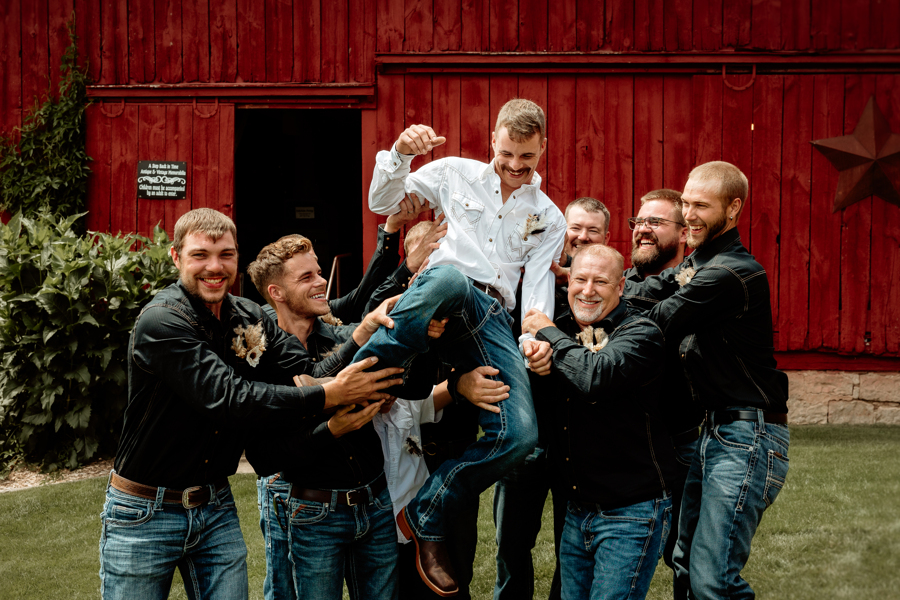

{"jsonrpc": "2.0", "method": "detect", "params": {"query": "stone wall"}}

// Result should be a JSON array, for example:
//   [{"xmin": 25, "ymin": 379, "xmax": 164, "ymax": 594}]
[{"xmin": 786, "ymin": 371, "xmax": 900, "ymax": 425}]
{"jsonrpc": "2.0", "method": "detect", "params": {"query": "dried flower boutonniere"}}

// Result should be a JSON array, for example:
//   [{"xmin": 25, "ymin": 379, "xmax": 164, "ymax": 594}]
[
  {"xmin": 404, "ymin": 435, "xmax": 424, "ymax": 457},
  {"xmin": 523, "ymin": 208, "xmax": 550, "ymax": 239},
  {"xmin": 576, "ymin": 326, "xmax": 609, "ymax": 352},
  {"xmin": 675, "ymin": 266, "xmax": 697, "ymax": 287},
  {"xmin": 320, "ymin": 311, "xmax": 343, "ymax": 326},
  {"xmin": 232, "ymin": 323, "xmax": 267, "ymax": 367}
]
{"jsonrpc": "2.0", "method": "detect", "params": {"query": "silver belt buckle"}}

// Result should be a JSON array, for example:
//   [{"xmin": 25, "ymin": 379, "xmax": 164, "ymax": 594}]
[{"xmin": 182, "ymin": 486, "xmax": 203, "ymax": 509}]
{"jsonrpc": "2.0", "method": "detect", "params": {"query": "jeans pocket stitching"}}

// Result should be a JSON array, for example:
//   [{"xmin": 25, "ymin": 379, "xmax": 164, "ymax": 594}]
[
  {"xmin": 711, "ymin": 424, "xmax": 754, "ymax": 451},
  {"xmin": 763, "ymin": 450, "xmax": 789, "ymax": 507},
  {"xmin": 104, "ymin": 502, "xmax": 155, "ymax": 528},
  {"xmin": 289, "ymin": 499, "xmax": 329, "ymax": 525}
]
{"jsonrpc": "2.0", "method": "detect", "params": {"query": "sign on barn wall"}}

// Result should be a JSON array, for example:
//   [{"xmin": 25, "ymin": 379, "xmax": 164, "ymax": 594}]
[{"xmin": 137, "ymin": 161, "xmax": 188, "ymax": 200}]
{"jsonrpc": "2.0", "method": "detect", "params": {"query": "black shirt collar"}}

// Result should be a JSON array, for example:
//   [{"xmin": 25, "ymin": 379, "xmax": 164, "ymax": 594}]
[{"xmin": 687, "ymin": 228, "xmax": 741, "ymax": 269}]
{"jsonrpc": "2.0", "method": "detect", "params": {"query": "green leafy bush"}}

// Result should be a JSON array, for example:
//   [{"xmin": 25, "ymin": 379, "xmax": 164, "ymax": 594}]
[
  {"xmin": 0, "ymin": 212, "xmax": 178, "ymax": 471},
  {"xmin": 0, "ymin": 20, "xmax": 89, "ymax": 221}
]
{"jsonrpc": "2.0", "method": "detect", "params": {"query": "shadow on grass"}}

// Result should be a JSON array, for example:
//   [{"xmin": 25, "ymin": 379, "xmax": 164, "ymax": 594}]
[{"xmin": 1, "ymin": 426, "xmax": 897, "ymax": 599}]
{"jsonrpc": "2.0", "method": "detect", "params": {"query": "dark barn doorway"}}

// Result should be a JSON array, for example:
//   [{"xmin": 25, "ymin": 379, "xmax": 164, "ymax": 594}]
[{"xmin": 234, "ymin": 109, "xmax": 363, "ymax": 306}]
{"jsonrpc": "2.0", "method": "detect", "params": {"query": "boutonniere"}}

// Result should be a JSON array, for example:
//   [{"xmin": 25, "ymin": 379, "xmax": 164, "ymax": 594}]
[
  {"xmin": 675, "ymin": 266, "xmax": 697, "ymax": 287},
  {"xmin": 404, "ymin": 435, "xmax": 424, "ymax": 457},
  {"xmin": 576, "ymin": 326, "xmax": 609, "ymax": 352},
  {"xmin": 320, "ymin": 311, "xmax": 343, "ymax": 326},
  {"xmin": 232, "ymin": 323, "xmax": 267, "ymax": 367},
  {"xmin": 523, "ymin": 208, "xmax": 549, "ymax": 238}
]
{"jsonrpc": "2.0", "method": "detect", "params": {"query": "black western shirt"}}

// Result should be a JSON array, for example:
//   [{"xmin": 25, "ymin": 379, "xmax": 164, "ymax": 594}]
[
  {"xmin": 535, "ymin": 301, "xmax": 677, "ymax": 509},
  {"xmin": 624, "ymin": 266, "xmax": 704, "ymax": 439},
  {"xmin": 249, "ymin": 306, "xmax": 385, "ymax": 490},
  {"xmin": 625, "ymin": 229, "xmax": 789, "ymax": 413},
  {"xmin": 116, "ymin": 281, "xmax": 357, "ymax": 490}
]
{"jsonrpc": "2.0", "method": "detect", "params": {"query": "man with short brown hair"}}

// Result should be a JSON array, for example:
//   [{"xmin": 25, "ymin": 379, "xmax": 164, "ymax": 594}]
[
  {"xmin": 626, "ymin": 162, "xmax": 790, "ymax": 599},
  {"xmin": 363, "ymin": 98, "xmax": 566, "ymax": 596},
  {"xmin": 99, "ymin": 208, "xmax": 402, "ymax": 600}
]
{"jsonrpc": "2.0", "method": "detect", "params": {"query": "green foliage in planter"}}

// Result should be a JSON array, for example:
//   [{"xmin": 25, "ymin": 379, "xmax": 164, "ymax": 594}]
[
  {"xmin": 0, "ymin": 20, "xmax": 89, "ymax": 220},
  {"xmin": 0, "ymin": 212, "xmax": 179, "ymax": 472}
]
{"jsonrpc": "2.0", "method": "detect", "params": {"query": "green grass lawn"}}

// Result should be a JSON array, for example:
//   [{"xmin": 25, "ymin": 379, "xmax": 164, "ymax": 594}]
[{"xmin": 1, "ymin": 426, "xmax": 898, "ymax": 599}]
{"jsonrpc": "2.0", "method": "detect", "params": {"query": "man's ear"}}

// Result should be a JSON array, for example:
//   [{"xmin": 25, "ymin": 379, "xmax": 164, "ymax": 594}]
[
  {"xmin": 268, "ymin": 283, "xmax": 285, "ymax": 304},
  {"xmin": 679, "ymin": 224, "xmax": 688, "ymax": 244},
  {"xmin": 170, "ymin": 246, "xmax": 180, "ymax": 268},
  {"xmin": 490, "ymin": 130, "xmax": 497, "ymax": 152},
  {"xmin": 729, "ymin": 197, "xmax": 743, "ymax": 221},
  {"xmin": 617, "ymin": 276, "xmax": 625, "ymax": 297}
]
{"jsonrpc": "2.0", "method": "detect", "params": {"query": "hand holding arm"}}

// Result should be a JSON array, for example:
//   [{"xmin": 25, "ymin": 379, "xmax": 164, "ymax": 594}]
[{"xmin": 385, "ymin": 193, "xmax": 433, "ymax": 233}]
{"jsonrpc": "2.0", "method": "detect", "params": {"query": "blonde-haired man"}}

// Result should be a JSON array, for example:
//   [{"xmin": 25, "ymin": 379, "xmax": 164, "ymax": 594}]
[
  {"xmin": 364, "ymin": 98, "xmax": 566, "ymax": 596},
  {"xmin": 626, "ymin": 162, "xmax": 789, "ymax": 599},
  {"xmin": 99, "ymin": 209, "xmax": 402, "ymax": 600}
]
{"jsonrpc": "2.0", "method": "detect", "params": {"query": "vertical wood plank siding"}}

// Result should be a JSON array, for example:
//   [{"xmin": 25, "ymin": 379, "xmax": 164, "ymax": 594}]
[{"xmin": 1, "ymin": 0, "xmax": 898, "ymax": 360}]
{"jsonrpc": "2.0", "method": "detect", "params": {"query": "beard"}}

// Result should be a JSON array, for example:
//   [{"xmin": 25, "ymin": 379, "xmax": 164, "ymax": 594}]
[
  {"xmin": 571, "ymin": 295, "xmax": 605, "ymax": 325},
  {"xmin": 181, "ymin": 273, "xmax": 234, "ymax": 306},
  {"xmin": 687, "ymin": 211, "xmax": 727, "ymax": 250},
  {"xmin": 285, "ymin": 289, "xmax": 331, "ymax": 319},
  {"xmin": 631, "ymin": 235, "xmax": 681, "ymax": 275}
]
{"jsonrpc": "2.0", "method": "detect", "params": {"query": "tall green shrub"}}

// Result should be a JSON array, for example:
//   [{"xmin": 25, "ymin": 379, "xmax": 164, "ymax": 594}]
[
  {"xmin": 0, "ymin": 20, "xmax": 89, "ymax": 220},
  {"xmin": 0, "ymin": 212, "xmax": 178, "ymax": 471}
]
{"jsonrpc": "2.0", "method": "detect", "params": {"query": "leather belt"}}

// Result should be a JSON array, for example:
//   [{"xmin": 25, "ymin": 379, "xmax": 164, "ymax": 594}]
[
  {"xmin": 110, "ymin": 472, "xmax": 228, "ymax": 509},
  {"xmin": 290, "ymin": 473, "xmax": 387, "ymax": 506},
  {"xmin": 471, "ymin": 281, "xmax": 504, "ymax": 306},
  {"xmin": 670, "ymin": 426, "xmax": 701, "ymax": 447},
  {"xmin": 706, "ymin": 409, "xmax": 788, "ymax": 427}
]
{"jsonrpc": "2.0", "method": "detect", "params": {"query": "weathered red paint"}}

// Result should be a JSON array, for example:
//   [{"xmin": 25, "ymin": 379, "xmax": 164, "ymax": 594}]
[{"xmin": 1, "ymin": 0, "xmax": 898, "ymax": 366}]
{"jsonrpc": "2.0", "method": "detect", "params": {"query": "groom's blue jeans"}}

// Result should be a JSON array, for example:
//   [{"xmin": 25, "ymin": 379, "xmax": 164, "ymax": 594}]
[{"xmin": 354, "ymin": 264, "xmax": 538, "ymax": 541}]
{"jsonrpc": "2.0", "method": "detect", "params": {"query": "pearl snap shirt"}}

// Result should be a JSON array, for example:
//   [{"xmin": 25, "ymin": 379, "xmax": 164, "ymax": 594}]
[{"xmin": 369, "ymin": 145, "xmax": 566, "ymax": 323}]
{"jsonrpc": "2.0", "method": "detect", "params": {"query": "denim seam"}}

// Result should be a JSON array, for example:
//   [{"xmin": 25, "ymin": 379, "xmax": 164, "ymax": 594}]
[{"xmin": 628, "ymin": 505, "xmax": 656, "ymax": 591}]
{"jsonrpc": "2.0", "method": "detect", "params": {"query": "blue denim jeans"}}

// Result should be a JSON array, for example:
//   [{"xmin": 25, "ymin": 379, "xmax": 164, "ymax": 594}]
[
  {"xmin": 257, "ymin": 474, "xmax": 295, "ymax": 600},
  {"xmin": 355, "ymin": 265, "xmax": 538, "ymax": 541},
  {"xmin": 287, "ymin": 481, "xmax": 398, "ymax": 599},
  {"xmin": 560, "ymin": 495, "xmax": 671, "ymax": 600},
  {"xmin": 493, "ymin": 444, "xmax": 565, "ymax": 600},
  {"xmin": 672, "ymin": 412, "xmax": 790, "ymax": 600},
  {"xmin": 99, "ymin": 475, "xmax": 248, "ymax": 600}
]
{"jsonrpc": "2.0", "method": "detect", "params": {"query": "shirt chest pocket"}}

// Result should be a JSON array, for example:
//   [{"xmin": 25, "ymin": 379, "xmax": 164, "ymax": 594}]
[
  {"xmin": 503, "ymin": 220, "xmax": 546, "ymax": 263},
  {"xmin": 448, "ymin": 192, "xmax": 484, "ymax": 232}
]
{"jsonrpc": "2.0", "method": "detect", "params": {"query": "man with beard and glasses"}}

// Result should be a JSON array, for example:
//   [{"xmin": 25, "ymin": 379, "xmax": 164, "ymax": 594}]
[
  {"xmin": 99, "ymin": 209, "xmax": 403, "ymax": 600},
  {"xmin": 361, "ymin": 98, "xmax": 566, "ymax": 596},
  {"xmin": 521, "ymin": 243, "xmax": 678, "ymax": 600},
  {"xmin": 625, "ymin": 162, "xmax": 790, "ymax": 599},
  {"xmin": 624, "ymin": 188, "xmax": 704, "ymax": 590}
]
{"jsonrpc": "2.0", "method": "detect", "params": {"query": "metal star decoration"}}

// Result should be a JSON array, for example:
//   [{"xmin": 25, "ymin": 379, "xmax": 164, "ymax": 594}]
[{"xmin": 810, "ymin": 96, "xmax": 900, "ymax": 212}]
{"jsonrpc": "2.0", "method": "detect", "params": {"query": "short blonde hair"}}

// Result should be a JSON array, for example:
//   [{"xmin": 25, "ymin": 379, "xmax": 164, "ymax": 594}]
[
  {"xmin": 687, "ymin": 161, "xmax": 749, "ymax": 217},
  {"xmin": 247, "ymin": 234, "xmax": 314, "ymax": 306},
  {"xmin": 571, "ymin": 243, "xmax": 624, "ymax": 281},
  {"xmin": 404, "ymin": 221, "xmax": 431, "ymax": 255},
  {"xmin": 495, "ymin": 98, "xmax": 546, "ymax": 143},
  {"xmin": 173, "ymin": 208, "xmax": 237, "ymax": 254}
]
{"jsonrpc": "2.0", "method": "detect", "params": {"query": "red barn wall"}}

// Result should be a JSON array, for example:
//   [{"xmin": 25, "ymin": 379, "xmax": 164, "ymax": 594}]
[{"xmin": 1, "ymin": 0, "xmax": 899, "ymax": 365}]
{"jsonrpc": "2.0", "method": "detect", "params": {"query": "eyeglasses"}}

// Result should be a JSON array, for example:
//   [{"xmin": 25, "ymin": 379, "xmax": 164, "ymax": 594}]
[{"xmin": 627, "ymin": 217, "xmax": 683, "ymax": 230}]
